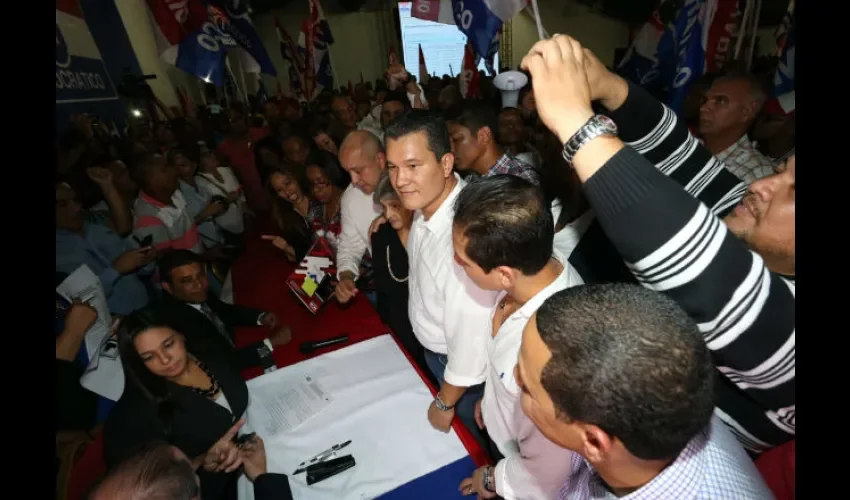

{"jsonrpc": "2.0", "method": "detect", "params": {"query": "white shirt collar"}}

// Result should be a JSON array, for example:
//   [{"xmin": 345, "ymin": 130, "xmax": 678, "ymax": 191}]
[{"xmin": 418, "ymin": 173, "xmax": 465, "ymax": 235}]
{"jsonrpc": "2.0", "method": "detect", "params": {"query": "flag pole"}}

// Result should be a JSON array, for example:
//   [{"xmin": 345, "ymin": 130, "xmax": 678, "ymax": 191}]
[
  {"xmin": 530, "ymin": 0, "xmax": 546, "ymax": 40},
  {"xmin": 234, "ymin": 55, "xmax": 251, "ymax": 106}
]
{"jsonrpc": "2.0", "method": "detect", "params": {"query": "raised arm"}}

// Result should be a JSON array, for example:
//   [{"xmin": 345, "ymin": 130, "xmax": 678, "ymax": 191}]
[{"xmin": 523, "ymin": 35, "xmax": 795, "ymax": 451}]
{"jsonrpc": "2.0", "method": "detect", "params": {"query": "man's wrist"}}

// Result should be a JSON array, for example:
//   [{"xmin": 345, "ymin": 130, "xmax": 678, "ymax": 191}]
[
  {"xmin": 599, "ymin": 76, "xmax": 630, "ymax": 112},
  {"xmin": 434, "ymin": 395, "xmax": 455, "ymax": 411},
  {"xmin": 482, "ymin": 466, "xmax": 496, "ymax": 493},
  {"xmin": 338, "ymin": 271, "xmax": 356, "ymax": 282},
  {"xmin": 554, "ymin": 109, "xmax": 596, "ymax": 145}
]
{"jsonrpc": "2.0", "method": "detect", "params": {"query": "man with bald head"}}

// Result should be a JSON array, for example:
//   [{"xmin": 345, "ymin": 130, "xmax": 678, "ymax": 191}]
[
  {"xmin": 699, "ymin": 71, "xmax": 775, "ymax": 183},
  {"xmin": 334, "ymin": 130, "xmax": 385, "ymax": 304}
]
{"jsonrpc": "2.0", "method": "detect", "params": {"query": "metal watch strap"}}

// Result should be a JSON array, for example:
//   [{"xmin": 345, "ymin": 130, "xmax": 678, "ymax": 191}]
[
  {"xmin": 561, "ymin": 114, "xmax": 619, "ymax": 166},
  {"xmin": 434, "ymin": 395, "xmax": 455, "ymax": 411},
  {"xmin": 483, "ymin": 466, "xmax": 496, "ymax": 492}
]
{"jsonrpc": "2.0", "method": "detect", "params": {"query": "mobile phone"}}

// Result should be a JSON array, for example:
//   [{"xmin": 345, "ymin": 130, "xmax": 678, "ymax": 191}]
[
  {"xmin": 211, "ymin": 195, "xmax": 229, "ymax": 206},
  {"xmin": 134, "ymin": 234, "xmax": 154, "ymax": 248}
]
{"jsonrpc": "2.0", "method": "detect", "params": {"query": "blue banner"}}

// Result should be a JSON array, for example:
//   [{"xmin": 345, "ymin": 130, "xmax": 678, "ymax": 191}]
[
  {"xmin": 215, "ymin": 0, "xmax": 278, "ymax": 76},
  {"xmin": 451, "ymin": 0, "xmax": 503, "ymax": 59},
  {"xmin": 316, "ymin": 50, "xmax": 334, "ymax": 90},
  {"xmin": 773, "ymin": 18, "xmax": 795, "ymax": 95},
  {"xmin": 664, "ymin": 0, "xmax": 706, "ymax": 113}
]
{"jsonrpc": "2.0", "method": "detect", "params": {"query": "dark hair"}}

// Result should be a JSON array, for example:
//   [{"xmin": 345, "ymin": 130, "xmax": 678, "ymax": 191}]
[
  {"xmin": 305, "ymin": 151, "xmax": 349, "ymax": 190},
  {"xmin": 92, "ymin": 441, "xmax": 199, "ymax": 500},
  {"xmin": 535, "ymin": 284, "xmax": 715, "ymax": 460},
  {"xmin": 444, "ymin": 100, "xmax": 499, "ymax": 138},
  {"xmin": 128, "ymin": 152, "xmax": 164, "ymax": 191},
  {"xmin": 254, "ymin": 136, "xmax": 285, "ymax": 182},
  {"xmin": 267, "ymin": 164, "xmax": 312, "ymax": 239},
  {"xmin": 157, "ymin": 249, "xmax": 202, "ymax": 284},
  {"xmin": 165, "ymin": 148, "xmax": 189, "ymax": 166},
  {"xmin": 116, "ymin": 308, "xmax": 182, "ymax": 438},
  {"xmin": 384, "ymin": 110, "xmax": 451, "ymax": 161},
  {"xmin": 454, "ymin": 175, "xmax": 553, "ymax": 275},
  {"xmin": 382, "ymin": 91, "xmax": 410, "ymax": 111}
]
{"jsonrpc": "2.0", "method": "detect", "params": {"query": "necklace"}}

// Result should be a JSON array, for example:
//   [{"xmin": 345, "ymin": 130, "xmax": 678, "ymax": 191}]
[
  {"xmin": 386, "ymin": 246, "xmax": 408, "ymax": 283},
  {"xmin": 190, "ymin": 357, "xmax": 221, "ymax": 400}
]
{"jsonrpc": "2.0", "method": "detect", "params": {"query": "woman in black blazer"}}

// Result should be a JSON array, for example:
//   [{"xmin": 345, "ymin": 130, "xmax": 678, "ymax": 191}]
[{"xmin": 104, "ymin": 308, "xmax": 249, "ymax": 500}]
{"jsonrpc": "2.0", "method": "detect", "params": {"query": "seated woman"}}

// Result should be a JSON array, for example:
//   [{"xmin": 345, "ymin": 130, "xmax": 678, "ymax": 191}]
[
  {"xmin": 369, "ymin": 174, "xmax": 434, "ymax": 386},
  {"xmin": 263, "ymin": 165, "xmax": 318, "ymax": 263},
  {"xmin": 103, "ymin": 308, "xmax": 248, "ymax": 500}
]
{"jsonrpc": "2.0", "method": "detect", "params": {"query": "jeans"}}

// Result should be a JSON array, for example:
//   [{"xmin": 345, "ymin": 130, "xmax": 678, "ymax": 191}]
[
  {"xmin": 423, "ymin": 349, "xmax": 487, "ymax": 450},
  {"xmin": 364, "ymin": 290, "xmax": 378, "ymax": 309}
]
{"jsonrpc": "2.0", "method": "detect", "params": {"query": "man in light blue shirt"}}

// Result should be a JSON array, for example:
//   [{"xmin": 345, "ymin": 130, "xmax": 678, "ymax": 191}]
[{"xmin": 56, "ymin": 181, "xmax": 156, "ymax": 316}]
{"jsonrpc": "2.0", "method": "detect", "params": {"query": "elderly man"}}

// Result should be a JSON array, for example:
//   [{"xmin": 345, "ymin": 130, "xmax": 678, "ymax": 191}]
[
  {"xmin": 699, "ymin": 71, "xmax": 775, "ymax": 182},
  {"xmin": 334, "ymin": 130, "xmax": 385, "ymax": 304}
]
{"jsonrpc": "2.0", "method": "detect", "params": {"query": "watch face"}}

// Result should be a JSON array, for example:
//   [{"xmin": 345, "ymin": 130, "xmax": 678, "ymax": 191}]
[{"xmin": 595, "ymin": 114, "xmax": 618, "ymax": 135}]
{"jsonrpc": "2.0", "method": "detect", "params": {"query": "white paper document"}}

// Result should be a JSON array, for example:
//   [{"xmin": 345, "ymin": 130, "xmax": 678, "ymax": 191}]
[
  {"xmin": 248, "ymin": 374, "xmax": 332, "ymax": 436},
  {"xmin": 56, "ymin": 264, "xmax": 112, "ymax": 361}
]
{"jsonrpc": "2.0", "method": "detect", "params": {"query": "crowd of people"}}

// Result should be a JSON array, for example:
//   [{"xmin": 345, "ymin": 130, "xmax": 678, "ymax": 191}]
[{"xmin": 56, "ymin": 32, "xmax": 794, "ymax": 500}]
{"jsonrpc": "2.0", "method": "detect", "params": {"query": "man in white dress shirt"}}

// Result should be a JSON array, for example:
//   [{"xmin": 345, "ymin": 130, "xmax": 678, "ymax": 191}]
[
  {"xmin": 385, "ymin": 110, "xmax": 499, "ymax": 445},
  {"xmin": 335, "ymin": 131, "xmax": 385, "ymax": 305},
  {"xmin": 452, "ymin": 176, "xmax": 582, "ymax": 500}
]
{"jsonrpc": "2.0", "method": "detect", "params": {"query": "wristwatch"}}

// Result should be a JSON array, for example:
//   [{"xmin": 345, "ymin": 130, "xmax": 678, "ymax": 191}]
[
  {"xmin": 257, "ymin": 312, "xmax": 267, "ymax": 325},
  {"xmin": 434, "ymin": 395, "xmax": 455, "ymax": 411},
  {"xmin": 482, "ymin": 465, "xmax": 496, "ymax": 493},
  {"xmin": 561, "ymin": 114, "xmax": 619, "ymax": 166},
  {"xmin": 257, "ymin": 339, "xmax": 276, "ymax": 372}
]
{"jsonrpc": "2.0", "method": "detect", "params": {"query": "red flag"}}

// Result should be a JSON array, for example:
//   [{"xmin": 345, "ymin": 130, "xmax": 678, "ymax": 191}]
[
  {"xmin": 418, "ymin": 44, "xmax": 429, "ymax": 84},
  {"xmin": 459, "ymin": 42, "xmax": 480, "ymax": 98},
  {"xmin": 704, "ymin": 0, "xmax": 740, "ymax": 73}
]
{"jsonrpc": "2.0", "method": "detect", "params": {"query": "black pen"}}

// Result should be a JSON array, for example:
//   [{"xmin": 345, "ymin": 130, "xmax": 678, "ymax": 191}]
[{"xmin": 293, "ymin": 440, "xmax": 352, "ymax": 474}]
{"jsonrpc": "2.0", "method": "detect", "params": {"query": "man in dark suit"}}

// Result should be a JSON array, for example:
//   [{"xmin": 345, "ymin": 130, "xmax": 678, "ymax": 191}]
[{"xmin": 156, "ymin": 250, "xmax": 292, "ymax": 371}]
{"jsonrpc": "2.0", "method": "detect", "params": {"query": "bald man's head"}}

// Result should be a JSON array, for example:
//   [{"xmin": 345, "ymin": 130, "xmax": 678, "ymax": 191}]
[
  {"xmin": 90, "ymin": 443, "xmax": 199, "ymax": 500},
  {"xmin": 339, "ymin": 130, "xmax": 386, "ymax": 194}
]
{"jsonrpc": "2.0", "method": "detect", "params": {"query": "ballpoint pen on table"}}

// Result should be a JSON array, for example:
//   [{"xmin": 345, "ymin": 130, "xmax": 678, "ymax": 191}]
[{"xmin": 293, "ymin": 440, "xmax": 352, "ymax": 474}]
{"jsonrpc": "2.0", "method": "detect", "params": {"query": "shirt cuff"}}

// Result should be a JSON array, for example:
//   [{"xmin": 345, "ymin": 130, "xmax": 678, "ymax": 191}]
[
  {"xmin": 336, "ymin": 266, "xmax": 360, "ymax": 281},
  {"xmin": 494, "ymin": 458, "xmax": 513, "ymax": 499},
  {"xmin": 442, "ymin": 366, "xmax": 486, "ymax": 388}
]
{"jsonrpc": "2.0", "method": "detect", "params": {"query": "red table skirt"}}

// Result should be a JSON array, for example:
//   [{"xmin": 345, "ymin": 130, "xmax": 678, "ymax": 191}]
[
  {"xmin": 65, "ymin": 220, "xmax": 490, "ymax": 500},
  {"xmin": 231, "ymin": 222, "xmax": 491, "ymax": 467}
]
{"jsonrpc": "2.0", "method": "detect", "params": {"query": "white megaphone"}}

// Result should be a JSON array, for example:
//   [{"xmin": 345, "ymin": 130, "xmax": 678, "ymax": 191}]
[{"xmin": 493, "ymin": 71, "xmax": 529, "ymax": 109}]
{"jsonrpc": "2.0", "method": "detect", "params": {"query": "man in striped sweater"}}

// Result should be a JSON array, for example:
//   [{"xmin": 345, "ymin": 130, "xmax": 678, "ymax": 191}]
[{"xmin": 526, "ymin": 37, "xmax": 795, "ymax": 455}]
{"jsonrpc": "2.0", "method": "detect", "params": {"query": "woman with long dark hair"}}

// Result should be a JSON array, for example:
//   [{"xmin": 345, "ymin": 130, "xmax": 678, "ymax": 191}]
[
  {"xmin": 262, "ymin": 164, "xmax": 317, "ymax": 262},
  {"xmin": 103, "ymin": 308, "xmax": 249, "ymax": 500},
  {"xmin": 253, "ymin": 136, "xmax": 285, "ymax": 184},
  {"xmin": 303, "ymin": 153, "xmax": 346, "ymax": 252}
]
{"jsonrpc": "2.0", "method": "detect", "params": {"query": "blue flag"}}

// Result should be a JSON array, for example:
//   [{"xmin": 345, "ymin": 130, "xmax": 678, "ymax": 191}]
[
  {"xmin": 773, "ymin": 17, "xmax": 795, "ymax": 95},
  {"xmin": 661, "ymin": 0, "xmax": 706, "ymax": 113},
  {"xmin": 213, "ymin": 0, "xmax": 278, "ymax": 77},
  {"xmin": 451, "ymin": 0, "xmax": 524, "ymax": 60}
]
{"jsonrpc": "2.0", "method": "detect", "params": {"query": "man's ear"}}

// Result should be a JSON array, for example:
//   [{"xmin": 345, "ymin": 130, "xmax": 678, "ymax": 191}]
[
  {"xmin": 377, "ymin": 151, "xmax": 387, "ymax": 170},
  {"xmin": 161, "ymin": 282, "xmax": 173, "ymax": 295},
  {"xmin": 440, "ymin": 152, "xmax": 455, "ymax": 178},
  {"xmin": 478, "ymin": 126, "xmax": 494, "ymax": 147}
]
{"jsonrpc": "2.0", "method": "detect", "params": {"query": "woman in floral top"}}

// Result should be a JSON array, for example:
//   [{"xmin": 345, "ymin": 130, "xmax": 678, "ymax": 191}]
[{"xmin": 303, "ymin": 154, "xmax": 345, "ymax": 251}]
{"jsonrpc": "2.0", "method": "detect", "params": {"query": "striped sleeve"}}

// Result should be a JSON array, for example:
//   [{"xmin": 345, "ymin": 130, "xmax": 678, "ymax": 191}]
[
  {"xmin": 584, "ymin": 146, "xmax": 795, "ymax": 453},
  {"xmin": 606, "ymin": 82, "xmax": 748, "ymax": 217}
]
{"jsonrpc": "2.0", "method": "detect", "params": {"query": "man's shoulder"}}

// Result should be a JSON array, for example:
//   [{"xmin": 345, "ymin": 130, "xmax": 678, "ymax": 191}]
[{"xmin": 696, "ymin": 417, "xmax": 774, "ymax": 498}]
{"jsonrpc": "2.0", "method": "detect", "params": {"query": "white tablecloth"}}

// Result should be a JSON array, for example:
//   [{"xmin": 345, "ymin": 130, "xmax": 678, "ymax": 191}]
[{"xmin": 238, "ymin": 334, "xmax": 469, "ymax": 500}]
